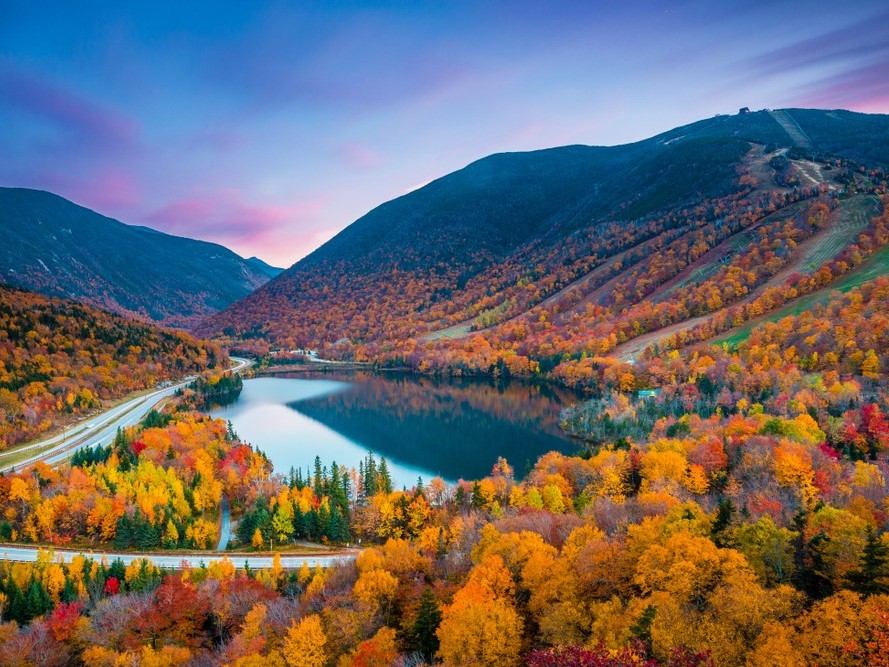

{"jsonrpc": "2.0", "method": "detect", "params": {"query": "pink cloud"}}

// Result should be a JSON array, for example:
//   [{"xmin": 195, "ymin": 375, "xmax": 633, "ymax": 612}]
[
  {"xmin": 142, "ymin": 190, "xmax": 326, "ymax": 264},
  {"xmin": 789, "ymin": 62, "xmax": 889, "ymax": 112},
  {"xmin": 0, "ymin": 63, "xmax": 139, "ymax": 155},
  {"xmin": 337, "ymin": 141, "xmax": 384, "ymax": 168},
  {"xmin": 86, "ymin": 169, "xmax": 143, "ymax": 210}
]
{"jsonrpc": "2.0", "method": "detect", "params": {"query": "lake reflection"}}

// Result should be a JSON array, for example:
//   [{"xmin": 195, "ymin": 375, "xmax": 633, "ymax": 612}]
[{"xmin": 209, "ymin": 372, "xmax": 580, "ymax": 487}]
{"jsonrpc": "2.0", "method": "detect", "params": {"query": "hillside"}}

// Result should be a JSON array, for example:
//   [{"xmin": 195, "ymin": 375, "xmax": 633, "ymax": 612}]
[
  {"xmin": 0, "ymin": 283, "xmax": 223, "ymax": 449},
  {"xmin": 0, "ymin": 188, "xmax": 282, "ymax": 327},
  {"xmin": 201, "ymin": 108, "xmax": 889, "ymax": 384}
]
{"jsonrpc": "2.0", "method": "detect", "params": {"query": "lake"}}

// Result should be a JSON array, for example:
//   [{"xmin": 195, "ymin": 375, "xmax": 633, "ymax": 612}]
[{"xmin": 209, "ymin": 371, "xmax": 582, "ymax": 488}]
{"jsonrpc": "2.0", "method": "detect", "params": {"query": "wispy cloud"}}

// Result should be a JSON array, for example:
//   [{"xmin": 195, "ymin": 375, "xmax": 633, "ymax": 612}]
[
  {"xmin": 735, "ymin": 8, "xmax": 889, "ymax": 109},
  {"xmin": 0, "ymin": 62, "xmax": 139, "ymax": 155},
  {"xmin": 144, "ymin": 191, "xmax": 324, "ymax": 247},
  {"xmin": 337, "ymin": 141, "xmax": 384, "ymax": 169}
]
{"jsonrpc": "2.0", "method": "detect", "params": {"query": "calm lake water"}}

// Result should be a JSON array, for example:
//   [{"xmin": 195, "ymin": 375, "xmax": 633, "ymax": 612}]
[{"xmin": 209, "ymin": 371, "xmax": 581, "ymax": 487}]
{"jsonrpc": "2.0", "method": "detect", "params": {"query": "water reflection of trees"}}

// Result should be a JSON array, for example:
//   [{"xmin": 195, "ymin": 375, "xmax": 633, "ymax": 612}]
[{"xmin": 283, "ymin": 372, "xmax": 580, "ymax": 481}]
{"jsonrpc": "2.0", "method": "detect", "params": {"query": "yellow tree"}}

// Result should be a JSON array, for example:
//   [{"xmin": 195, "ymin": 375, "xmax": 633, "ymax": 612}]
[
  {"xmin": 436, "ymin": 556, "xmax": 523, "ymax": 667},
  {"xmin": 282, "ymin": 614, "xmax": 327, "ymax": 667}
]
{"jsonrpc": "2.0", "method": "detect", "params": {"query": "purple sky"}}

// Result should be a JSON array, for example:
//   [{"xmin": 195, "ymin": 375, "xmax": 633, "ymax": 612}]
[{"xmin": 2, "ymin": 1, "xmax": 888, "ymax": 267}]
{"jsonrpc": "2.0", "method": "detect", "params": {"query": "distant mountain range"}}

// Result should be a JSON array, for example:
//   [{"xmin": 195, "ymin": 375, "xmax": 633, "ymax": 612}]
[
  {"xmin": 199, "ymin": 108, "xmax": 889, "ymax": 362},
  {"xmin": 0, "ymin": 187, "xmax": 282, "ymax": 327}
]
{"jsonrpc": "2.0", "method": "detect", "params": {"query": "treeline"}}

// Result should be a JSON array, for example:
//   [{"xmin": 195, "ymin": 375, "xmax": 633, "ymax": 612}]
[
  {"xmin": 238, "ymin": 453, "xmax": 396, "ymax": 547},
  {"xmin": 179, "ymin": 371, "xmax": 244, "ymax": 408}
]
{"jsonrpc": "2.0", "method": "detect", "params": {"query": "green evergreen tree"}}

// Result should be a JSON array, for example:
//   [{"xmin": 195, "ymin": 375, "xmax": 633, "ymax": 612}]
[
  {"xmin": 6, "ymin": 580, "xmax": 25, "ymax": 624},
  {"xmin": 114, "ymin": 513, "xmax": 133, "ymax": 549},
  {"xmin": 61, "ymin": 577, "xmax": 79, "ymax": 603},
  {"xmin": 328, "ymin": 506, "xmax": 350, "ymax": 543},
  {"xmin": 24, "ymin": 579, "xmax": 53, "ymax": 620},
  {"xmin": 846, "ymin": 527, "xmax": 889, "ymax": 595},
  {"xmin": 313, "ymin": 456, "xmax": 324, "ymax": 496},
  {"xmin": 712, "ymin": 497, "xmax": 736, "ymax": 547},
  {"xmin": 408, "ymin": 587, "xmax": 442, "ymax": 661},
  {"xmin": 629, "ymin": 604, "xmax": 657, "ymax": 652},
  {"xmin": 329, "ymin": 461, "xmax": 349, "ymax": 516},
  {"xmin": 379, "ymin": 457, "xmax": 393, "ymax": 494},
  {"xmin": 108, "ymin": 559, "xmax": 127, "ymax": 587},
  {"xmin": 792, "ymin": 511, "xmax": 833, "ymax": 600},
  {"xmin": 471, "ymin": 481, "xmax": 484, "ymax": 509},
  {"xmin": 364, "ymin": 453, "xmax": 378, "ymax": 497}
]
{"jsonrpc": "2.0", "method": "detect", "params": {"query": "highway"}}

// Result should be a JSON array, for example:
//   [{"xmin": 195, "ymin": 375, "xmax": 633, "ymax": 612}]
[
  {"xmin": 0, "ymin": 544, "xmax": 355, "ymax": 569},
  {"xmin": 0, "ymin": 356, "xmax": 354, "ymax": 570},
  {"xmin": 1, "ymin": 357, "xmax": 251, "ymax": 473}
]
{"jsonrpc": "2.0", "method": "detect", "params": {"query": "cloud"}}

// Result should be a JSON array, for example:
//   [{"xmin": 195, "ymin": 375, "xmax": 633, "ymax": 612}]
[
  {"xmin": 337, "ymin": 141, "xmax": 384, "ymax": 169},
  {"xmin": 734, "ymin": 8, "xmax": 889, "ymax": 110},
  {"xmin": 790, "ymin": 61, "xmax": 889, "ymax": 111},
  {"xmin": 742, "ymin": 10, "xmax": 889, "ymax": 78},
  {"xmin": 143, "ymin": 191, "xmax": 324, "ymax": 247},
  {"xmin": 0, "ymin": 62, "xmax": 139, "ymax": 155}
]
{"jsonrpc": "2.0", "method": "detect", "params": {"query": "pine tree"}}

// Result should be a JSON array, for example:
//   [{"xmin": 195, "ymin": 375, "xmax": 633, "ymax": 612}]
[
  {"xmin": 379, "ymin": 457, "xmax": 393, "ymax": 494},
  {"xmin": 471, "ymin": 481, "xmax": 484, "ymax": 509},
  {"xmin": 339, "ymin": 463, "xmax": 351, "ymax": 506},
  {"xmin": 408, "ymin": 587, "xmax": 442, "ymax": 662},
  {"xmin": 846, "ymin": 527, "xmax": 889, "ymax": 595},
  {"xmin": 24, "ymin": 579, "xmax": 52, "ymax": 620},
  {"xmin": 293, "ymin": 503, "xmax": 306, "ymax": 540},
  {"xmin": 329, "ymin": 461, "xmax": 349, "ymax": 516},
  {"xmin": 108, "ymin": 559, "xmax": 127, "ymax": 586},
  {"xmin": 364, "ymin": 453, "xmax": 378, "ymax": 497},
  {"xmin": 313, "ymin": 456, "xmax": 324, "ymax": 497},
  {"xmin": 792, "ymin": 511, "xmax": 833, "ymax": 600},
  {"xmin": 114, "ymin": 513, "xmax": 133, "ymax": 549},
  {"xmin": 629, "ymin": 604, "xmax": 656, "ymax": 651},
  {"xmin": 6, "ymin": 580, "xmax": 25, "ymax": 624},
  {"xmin": 328, "ymin": 506, "xmax": 350, "ymax": 543},
  {"xmin": 712, "ymin": 497, "xmax": 736, "ymax": 547}
]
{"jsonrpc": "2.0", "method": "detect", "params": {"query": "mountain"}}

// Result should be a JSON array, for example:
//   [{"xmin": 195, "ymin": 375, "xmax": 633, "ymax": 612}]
[
  {"xmin": 0, "ymin": 187, "xmax": 282, "ymax": 327},
  {"xmin": 245, "ymin": 256, "xmax": 283, "ymax": 280},
  {"xmin": 200, "ymin": 108, "xmax": 889, "ymax": 379}
]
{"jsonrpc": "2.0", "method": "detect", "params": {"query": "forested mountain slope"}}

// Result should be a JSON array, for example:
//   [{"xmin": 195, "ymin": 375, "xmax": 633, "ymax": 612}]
[
  {"xmin": 202, "ymin": 109, "xmax": 889, "ymax": 387},
  {"xmin": 0, "ymin": 284, "xmax": 223, "ymax": 448},
  {"xmin": 0, "ymin": 188, "xmax": 281, "ymax": 328}
]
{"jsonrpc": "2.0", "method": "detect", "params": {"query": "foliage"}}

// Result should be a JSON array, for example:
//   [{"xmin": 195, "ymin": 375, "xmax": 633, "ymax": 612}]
[{"xmin": 0, "ymin": 284, "xmax": 222, "ymax": 449}]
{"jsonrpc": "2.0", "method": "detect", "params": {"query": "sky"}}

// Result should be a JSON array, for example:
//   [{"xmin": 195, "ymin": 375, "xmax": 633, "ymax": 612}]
[{"xmin": 2, "ymin": 1, "xmax": 888, "ymax": 268}]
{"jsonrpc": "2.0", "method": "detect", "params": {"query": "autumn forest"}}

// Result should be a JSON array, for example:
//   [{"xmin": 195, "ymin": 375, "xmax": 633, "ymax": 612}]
[{"xmin": 2, "ymin": 107, "xmax": 889, "ymax": 666}]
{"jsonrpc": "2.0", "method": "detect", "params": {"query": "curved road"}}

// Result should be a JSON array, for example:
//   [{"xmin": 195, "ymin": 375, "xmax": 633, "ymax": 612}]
[
  {"xmin": 0, "ymin": 357, "xmax": 357, "ymax": 570},
  {"xmin": 1, "ymin": 357, "xmax": 251, "ymax": 473}
]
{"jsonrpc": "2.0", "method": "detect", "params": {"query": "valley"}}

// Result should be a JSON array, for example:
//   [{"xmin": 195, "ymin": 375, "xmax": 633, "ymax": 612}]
[{"xmin": 2, "ymin": 107, "xmax": 889, "ymax": 666}]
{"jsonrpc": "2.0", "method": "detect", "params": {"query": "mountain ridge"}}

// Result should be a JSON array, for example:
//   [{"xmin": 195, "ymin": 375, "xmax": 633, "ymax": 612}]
[
  {"xmin": 0, "ymin": 187, "xmax": 282, "ymax": 327},
  {"xmin": 200, "ymin": 108, "xmax": 889, "ymax": 357}
]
